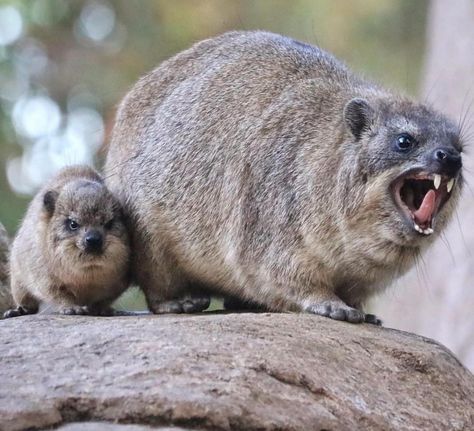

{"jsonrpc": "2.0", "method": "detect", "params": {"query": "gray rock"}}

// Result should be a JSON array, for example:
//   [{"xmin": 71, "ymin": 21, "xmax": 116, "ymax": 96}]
[
  {"xmin": 57, "ymin": 423, "xmax": 189, "ymax": 430},
  {"xmin": 0, "ymin": 313, "xmax": 473, "ymax": 431}
]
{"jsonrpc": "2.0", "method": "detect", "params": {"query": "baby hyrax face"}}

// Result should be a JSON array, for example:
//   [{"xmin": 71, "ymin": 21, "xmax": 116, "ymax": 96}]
[
  {"xmin": 344, "ymin": 97, "xmax": 462, "ymax": 247},
  {"xmin": 43, "ymin": 179, "xmax": 129, "ymax": 275}
]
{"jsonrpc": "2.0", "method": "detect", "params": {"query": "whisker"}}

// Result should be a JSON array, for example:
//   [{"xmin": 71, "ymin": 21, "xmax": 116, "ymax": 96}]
[
  {"xmin": 423, "ymin": 74, "xmax": 441, "ymax": 105},
  {"xmin": 413, "ymin": 251, "xmax": 430, "ymax": 297},
  {"xmin": 416, "ymin": 250, "xmax": 431, "ymax": 293},
  {"xmin": 454, "ymin": 208, "xmax": 471, "ymax": 257},
  {"xmin": 439, "ymin": 231, "xmax": 456, "ymax": 266},
  {"xmin": 459, "ymin": 94, "xmax": 474, "ymax": 138}
]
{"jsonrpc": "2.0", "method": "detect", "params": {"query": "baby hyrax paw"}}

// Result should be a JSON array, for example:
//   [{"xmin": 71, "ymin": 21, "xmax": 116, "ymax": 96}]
[
  {"xmin": 60, "ymin": 305, "xmax": 115, "ymax": 316},
  {"xmin": 3, "ymin": 306, "xmax": 38, "ymax": 319},
  {"xmin": 306, "ymin": 301, "xmax": 366, "ymax": 323},
  {"xmin": 150, "ymin": 295, "xmax": 211, "ymax": 314},
  {"xmin": 61, "ymin": 306, "xmax": 90, "ymax": 315}
]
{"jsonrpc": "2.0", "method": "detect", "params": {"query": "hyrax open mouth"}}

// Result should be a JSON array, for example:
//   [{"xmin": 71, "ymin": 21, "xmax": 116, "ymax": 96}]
[{"xmin": 392, "ymin": 171, "xmax": 455, "ymax": 235}]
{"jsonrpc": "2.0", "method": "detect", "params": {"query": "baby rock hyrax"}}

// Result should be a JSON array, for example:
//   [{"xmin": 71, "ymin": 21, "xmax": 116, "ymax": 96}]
[
  {"xmin": 4, "ymin": 166, "xmax": 130, "ymax": 318},
  {"xmin": 105, "ymin": 31, "xmax": 463, "ymax": 323}
]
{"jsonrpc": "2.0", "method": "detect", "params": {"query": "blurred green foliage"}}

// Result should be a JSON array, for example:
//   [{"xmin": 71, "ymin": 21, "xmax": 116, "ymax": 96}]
[{"xmin": 0, "ymin": 0, "xmax": 428, "ymax": 234}]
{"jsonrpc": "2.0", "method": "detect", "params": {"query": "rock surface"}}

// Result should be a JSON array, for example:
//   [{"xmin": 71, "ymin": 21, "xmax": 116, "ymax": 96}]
[
  {"xmin": 0, "ymin": 313, "xmax": 473, "ymax": 431},
  {"xmin": 57, "ymin": 425, "xmax": 187, "ymax": 431}
]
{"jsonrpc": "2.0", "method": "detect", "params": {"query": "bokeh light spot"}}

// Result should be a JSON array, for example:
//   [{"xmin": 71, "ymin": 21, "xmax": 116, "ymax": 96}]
[
  {"xmin": 66, "ymin": 107, "xmax": 104, "ymax": 150},
  {"xmin": 78, "ymin": 1, "xmax": 115, "ymax": 42},
  {"xmin": 13, "ymin": 95, "xmax": 62, "ymax": 139},
  {"xmin": 0, "ymin": 6, "xmax": 23, "ymax": 46}
]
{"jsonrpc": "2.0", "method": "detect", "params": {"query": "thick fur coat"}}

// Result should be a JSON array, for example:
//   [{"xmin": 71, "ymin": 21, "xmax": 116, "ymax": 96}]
[
  {"xmin": 6, "ymin": 166, "xmax": 130, "ymax": 317},
  {"xmin": 105, "ymin": 31, "xmax": 462, "ymax": 322}
]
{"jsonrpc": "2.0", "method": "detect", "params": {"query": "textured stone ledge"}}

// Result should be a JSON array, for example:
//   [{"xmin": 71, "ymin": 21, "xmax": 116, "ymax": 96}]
[{"xmin": 0, "ymin": 313, "xmax": 473, "ymax": 431}]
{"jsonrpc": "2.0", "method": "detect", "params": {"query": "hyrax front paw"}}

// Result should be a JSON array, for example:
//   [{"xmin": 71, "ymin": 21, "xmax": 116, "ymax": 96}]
[
  {"xmin": 3, "ymin": 306, "xmax": 38, "ymax": 319},
  {"xmin": 181, "ymin": 295, "xmax": 211, "ymax": 313},
  {"xmin": 306, "ymin": 301, "xmax": 365, "ymax": 323},
  {"xmin": 61, "ymin": 306, "xmax": 90, "ymax": 315},
  {"xmin": 60, "ymin": 305, "xmax": 115, "ymax": 316},
  {"xmin": 149, "ymin": 295, "xmax": 211, "ymax": 314}
]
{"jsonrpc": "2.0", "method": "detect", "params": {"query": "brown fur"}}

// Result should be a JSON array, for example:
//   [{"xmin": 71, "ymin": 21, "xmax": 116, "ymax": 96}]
[
  {"xmin": 0, "ymin": 222, "xmax": 13, "ymax": 314},
  {"xmin": 104, "ymin": 31, "xmax": 462, "ymax": 323},
  {"xmin": 5, "ymin": 166, "xmax": 130, "ymax": 317}
]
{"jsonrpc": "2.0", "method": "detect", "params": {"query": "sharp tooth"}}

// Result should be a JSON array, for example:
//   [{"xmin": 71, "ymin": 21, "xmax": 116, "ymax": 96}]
[
  {"xmin": 447, "ymin": 178, "xmax": 455, "ymax": 193},
  {"xmin": 433, "ymin": 174, "xmax": 441, "ymax": 190},
  {"xmin": 414, "ymin": 223, "xmax": 422, "ymax": 233},
  {"xmin": 423, "ymin": 228, "xmax": 433, "ymax": 235}
]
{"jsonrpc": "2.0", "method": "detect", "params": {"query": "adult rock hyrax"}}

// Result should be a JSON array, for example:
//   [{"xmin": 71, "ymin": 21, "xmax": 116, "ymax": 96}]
[
  {"xmin": 105, "ymin": 31, "xmax": 463, "ymax": 323},
  {"xmin": 4, "ymin": 165, "xmax": 130, "ymax": 318}
]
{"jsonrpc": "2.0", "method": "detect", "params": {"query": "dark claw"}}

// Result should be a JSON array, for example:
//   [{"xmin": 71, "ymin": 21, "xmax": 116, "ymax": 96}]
[{"xmin": 365, "ymin": 313, "xmax": 382, "ymax": 326}]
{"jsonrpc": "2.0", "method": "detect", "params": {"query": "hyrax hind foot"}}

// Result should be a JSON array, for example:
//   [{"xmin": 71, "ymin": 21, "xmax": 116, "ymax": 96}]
[
  {"xmin": 305, "ymin": 300, "xmax": 382, "ymax": 325},
  {"xmin": 305, "ymin": 300, "xmax": 365, "ymax": 323},
  {"xmin": 149, "ymin": 295, "xmax": 211, "ymax": 314},
  {"xmin": 3, "ymin": 306, "xmax": 38, "ymax": 319}
]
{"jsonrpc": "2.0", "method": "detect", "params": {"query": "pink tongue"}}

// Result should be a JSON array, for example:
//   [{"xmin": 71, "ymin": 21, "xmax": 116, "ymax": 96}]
[{"xmin": 413, "ymin": 189, "xmax": 436, "ymax": 224}]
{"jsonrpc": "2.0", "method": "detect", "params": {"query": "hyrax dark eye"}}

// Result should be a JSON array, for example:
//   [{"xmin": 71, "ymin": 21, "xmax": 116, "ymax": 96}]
[
  {"xmin": 395, "ymin": 133, "xmax": 416, "ymax": 152},
  {"xmin": 66, "ymin": 219, "xmax": 80, "ymax": 231},
  {"xmin": 104, "ymin": 219, "xmax": 114, "ymax": 230}
]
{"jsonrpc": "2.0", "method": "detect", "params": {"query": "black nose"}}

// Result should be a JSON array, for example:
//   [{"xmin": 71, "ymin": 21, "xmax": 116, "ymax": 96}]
[
  {"xmin": 432, "ymin": 147, "xmax": 462, "ymax": 175},
  {"xmin": 84, "ymin": 230, "xmax": 103, "ymax": 253}
]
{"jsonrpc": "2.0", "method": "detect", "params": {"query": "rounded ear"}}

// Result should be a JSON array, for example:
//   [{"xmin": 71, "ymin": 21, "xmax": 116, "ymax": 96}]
[
  {"xmin": 343, "ymin": 98, "xmax": 375, "ymax": 140},
  {"xmin": 43, "ymin": 190, "xmax": 59, "ymax": 216}
]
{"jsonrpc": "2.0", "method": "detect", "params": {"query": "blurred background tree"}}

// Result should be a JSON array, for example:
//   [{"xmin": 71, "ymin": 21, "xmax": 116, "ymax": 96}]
[{"xmin": 4, "ymin": 1, "xmax": 473, "ymax": 370}]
